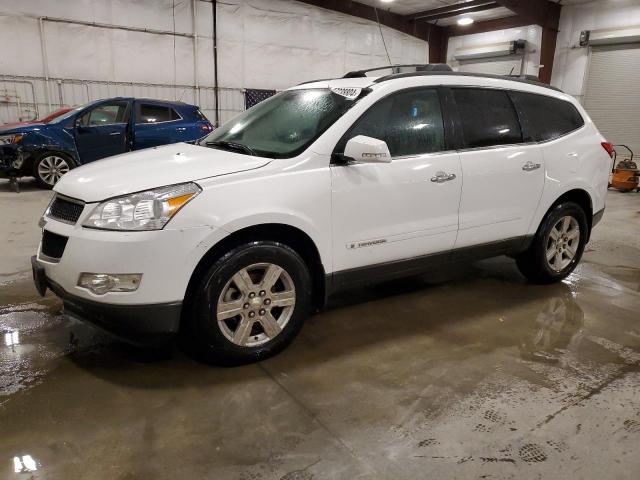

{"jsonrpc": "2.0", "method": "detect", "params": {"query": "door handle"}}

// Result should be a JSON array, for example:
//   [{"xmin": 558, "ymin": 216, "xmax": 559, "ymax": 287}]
[
  {"xmin": 109, "ymin": 132, "xmax": 122, "ymax": 136},
  {"xmin": 176, "ymin": 127, "xmax": 187, "ymax": 132},
  {"xmin": 522, "ymin": 161, "xmax": 541, "ymax": 172},
  {"xmin": 430, "ymin": 171, "xmax": 457, "ymax": 183}
]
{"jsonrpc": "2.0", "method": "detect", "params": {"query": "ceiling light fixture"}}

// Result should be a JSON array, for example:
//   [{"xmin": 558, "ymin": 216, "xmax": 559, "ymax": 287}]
[
  {"xmin": 380, "ymin": 0, "xmax": 395, "ymax": 3},
  {"xmin": 457, "ymin": 17, "xmax": 474, "ymax": 26}
]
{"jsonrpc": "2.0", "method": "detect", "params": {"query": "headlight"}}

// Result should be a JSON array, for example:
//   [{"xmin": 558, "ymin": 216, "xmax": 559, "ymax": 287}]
[
  {"xmin": 0, "ymin": 133, "xmax": 24, "ymax": 145},
  {"xmin": 83, "ymin": 182, "xmax": 201, "ymax": 231}
]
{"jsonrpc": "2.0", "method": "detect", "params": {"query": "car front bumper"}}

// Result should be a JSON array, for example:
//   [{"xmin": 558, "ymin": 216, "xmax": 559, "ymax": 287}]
[
  {"xmin": 33, "ymin": 256, "xmax": 181, "ymax": 343},
  {"xmin": 34, "ymin": 211, "xmax": 228, "ymax": 342}
]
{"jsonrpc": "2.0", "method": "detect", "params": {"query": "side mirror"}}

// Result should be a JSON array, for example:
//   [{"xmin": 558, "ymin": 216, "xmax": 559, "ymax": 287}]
[{"xmin": 341, "ymin": 135, "xmax": 391, "ymax": 164}]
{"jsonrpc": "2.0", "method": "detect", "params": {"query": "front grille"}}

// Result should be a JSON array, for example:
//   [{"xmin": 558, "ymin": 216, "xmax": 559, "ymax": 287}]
[
  {"xmin": 48, "ymin": 195, "xmax": 84, "ymax": 224},
  {"xmin": 41, "ymin": 230, "xmax": 68, "ymax": 259}
]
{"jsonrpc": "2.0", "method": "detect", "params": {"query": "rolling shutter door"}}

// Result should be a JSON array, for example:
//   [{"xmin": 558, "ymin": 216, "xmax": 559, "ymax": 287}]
[
  {"xmin": 456, "ymin": 56, "xmax": 523, "ymax": 76},
  {"xmin": 584, "ymin": 44, "xmax": 640, "ymax": 154}
]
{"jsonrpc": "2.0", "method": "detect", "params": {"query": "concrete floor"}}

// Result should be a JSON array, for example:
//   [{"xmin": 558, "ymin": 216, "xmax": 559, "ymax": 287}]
[{"xmin": 1, "ymin": 178, "xmax": 639, "ymax": 479}]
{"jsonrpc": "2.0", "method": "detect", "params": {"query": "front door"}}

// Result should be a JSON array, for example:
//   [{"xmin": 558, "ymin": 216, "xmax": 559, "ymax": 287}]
[
  {"xmin": 75, "ymin": 101, "xmax": 130, "ymax": 163},
  {"xmin": 331, "ymin": 88, "xmax": 462, "ymax": 278},
  {"xmin": 451, "ymin": 87, "xmax": 545, "ymax": 249}
]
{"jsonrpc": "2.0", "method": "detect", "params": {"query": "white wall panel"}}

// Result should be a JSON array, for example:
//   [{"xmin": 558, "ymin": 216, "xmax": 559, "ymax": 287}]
[
  {"xmin": 447, "ymin": 25, "xmax": 542, "ymax": 76},
  {"xmin": 45, "ymin": 22, "xmax": 114, "ymax": 81},
  {"xmin": 551, "ymin": 0, "xmax": 640, "ymax": 101},
  {"xmin": 0, "ymin": 0, "xmax": 427, "ymax": 124},
  {"xmin": 0, "ymin": 15, "xmax": 43, "ymax": 76}
]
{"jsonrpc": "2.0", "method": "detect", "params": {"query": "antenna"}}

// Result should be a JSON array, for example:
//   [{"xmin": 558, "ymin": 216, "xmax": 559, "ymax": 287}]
[{"xmin": 374, "ymin": 7, "xmax": 392, "ymax": 67}]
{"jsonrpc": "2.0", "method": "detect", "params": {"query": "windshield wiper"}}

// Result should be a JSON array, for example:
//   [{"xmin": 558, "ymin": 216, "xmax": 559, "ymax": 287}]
[{"xmin": 204, "ymin": 140, "xmax": 257, "ymax": 156}]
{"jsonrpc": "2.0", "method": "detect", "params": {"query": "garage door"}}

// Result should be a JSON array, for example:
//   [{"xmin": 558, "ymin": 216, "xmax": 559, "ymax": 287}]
[
  {"xmin": 456, "ymin": 56, "xmax": 523, "ymax": 76},
  {"xmin": 584, "ymin": 44, "xmax": 640, "ymax": 155}
]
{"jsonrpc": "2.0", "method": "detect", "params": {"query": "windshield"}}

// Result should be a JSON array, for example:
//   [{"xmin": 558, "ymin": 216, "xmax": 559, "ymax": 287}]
[
  {"xmin": 48, "ymin": 101, "xmax": 100, "ymax": 125},
  {"xmin": 200, "ymin": 88, "xmax": 364, "ymax": 158}
]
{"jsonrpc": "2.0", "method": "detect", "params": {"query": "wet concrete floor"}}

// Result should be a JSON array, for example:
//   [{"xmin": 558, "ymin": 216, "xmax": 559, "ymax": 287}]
[{"xmin": 1, "ymin": 179, "xmax": 640, "ymax": 479}]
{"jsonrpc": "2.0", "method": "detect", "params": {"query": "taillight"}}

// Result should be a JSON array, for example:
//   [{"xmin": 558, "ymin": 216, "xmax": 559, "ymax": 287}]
[
  {"xmin": 200, "ymin": 123, "xmax": 213, "ymax": 132},
  {"xmin": 601, "ymin": 141, "xmax": 615, "ymax": 159}
]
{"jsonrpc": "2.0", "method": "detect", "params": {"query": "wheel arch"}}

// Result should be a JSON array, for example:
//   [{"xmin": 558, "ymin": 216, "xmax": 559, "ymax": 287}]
[
  {"xmin": 183, "ymin": 223, "xmax": 328, "ymax": 322},
  {"xmin": 542, "ymin": 188, "xmax": 594, "ymax": 240}
]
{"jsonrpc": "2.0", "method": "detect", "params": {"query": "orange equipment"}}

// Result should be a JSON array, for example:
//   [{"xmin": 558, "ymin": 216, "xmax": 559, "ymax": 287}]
[{"xmin": 609, "ymin": 145, "xmax": 639, "ymax": 193}]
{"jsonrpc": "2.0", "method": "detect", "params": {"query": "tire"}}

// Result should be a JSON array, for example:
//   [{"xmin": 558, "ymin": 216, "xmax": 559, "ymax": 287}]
[
  {"xmin": 33, "ymin": 152, "xmax": 76, "ymax": 189},
  {"xmin": 516, "ymin": 202, "xmax": 588, "ymax": 284},
  {"xmin": 184, "ymin": 241, "xmax": 312, "ymax": 366}
]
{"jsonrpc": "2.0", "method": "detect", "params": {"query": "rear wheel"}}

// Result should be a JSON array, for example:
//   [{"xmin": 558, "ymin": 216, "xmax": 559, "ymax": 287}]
[
  {"xmin": 33, "ymin": 152, "xmax": 75, "ymax": 189},
  {"xmin": 516, "ymin": 202, "xmax": 588, "ymax": 284},
  {"xmin": 184, "ymin": 241, "xmax": 312, "ymax": 366}
]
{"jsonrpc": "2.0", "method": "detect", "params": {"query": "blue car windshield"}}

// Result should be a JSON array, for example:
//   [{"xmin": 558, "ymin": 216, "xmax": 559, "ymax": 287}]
[
  {"xmin": 200, "ymin": 88, "xmax": 365, "ymax": 159},
  {"xmin": 47, "ymin": 101, "xmax": 102, "ymax": 125}
]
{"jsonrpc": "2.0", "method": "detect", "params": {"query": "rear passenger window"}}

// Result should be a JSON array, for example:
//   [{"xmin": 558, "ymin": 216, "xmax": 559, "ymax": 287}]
[
  {"xmin": 509, "ymin": 91, "xmax": 584, "ymax": 142},
  {"xmin": 453, "ymin": 88, "xmax": 522, "ymax": 148},
  {"xmin": 345, "ymin": 88, "xmax": 445, "ymax": 157},
  {"xmin": 138, "ymin": 104, "xmax": 180, "ymax": 123}
]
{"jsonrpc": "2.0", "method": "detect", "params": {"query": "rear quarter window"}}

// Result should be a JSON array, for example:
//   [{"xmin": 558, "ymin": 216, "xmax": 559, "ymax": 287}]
[
  {"xmin": 452, "ymin": 88, "xmax": 523, "ymax": 148},
  {"xmin": 138, "ymin": 104, "xmax": 180, "ymax": 123},
  {"xmin": 509, "ymin": 91, "xmax": 584, "ymax": 142}
]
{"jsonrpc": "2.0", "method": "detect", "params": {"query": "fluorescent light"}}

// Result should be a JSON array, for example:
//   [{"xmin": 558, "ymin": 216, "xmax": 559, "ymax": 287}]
[
  {"xmin": 380, "ymin": 0, "xmax": 394, "ymax": 3},
  {"xmin": 457, "ymin": 17, "xmax": 474, "ymax": 26}
]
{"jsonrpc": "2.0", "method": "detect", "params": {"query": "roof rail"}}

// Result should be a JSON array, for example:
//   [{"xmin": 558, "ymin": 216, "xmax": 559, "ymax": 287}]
[
  {"xmin": 342, "ymin": 63, "xmax": 452, "ymax": 78},
  {"xmin": 373, "ymin": 70, "xmax": 563, "ymax": 92}
]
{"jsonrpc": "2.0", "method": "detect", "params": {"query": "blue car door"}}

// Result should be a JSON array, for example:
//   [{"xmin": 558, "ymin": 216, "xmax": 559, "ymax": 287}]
[
  {"xmin": 133, "ymin": 101, "xmax": 184, "ymax": 149},
  {"xmin": 74, "ymin": 100, "xmax": 131, "ymax": 163}
]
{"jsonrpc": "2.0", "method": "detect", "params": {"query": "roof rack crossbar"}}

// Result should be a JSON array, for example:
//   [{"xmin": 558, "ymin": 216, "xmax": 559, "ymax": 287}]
[
  {"xmin": 372, "ymin": 70, "xmax": 563, "ymax": 92},
  {"xmin": 343, "ymin": 63, "xmax": 452, "ymax": 78}
]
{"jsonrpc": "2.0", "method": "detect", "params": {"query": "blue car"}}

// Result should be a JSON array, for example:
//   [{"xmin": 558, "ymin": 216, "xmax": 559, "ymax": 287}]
[{"xmin": 0, "ymin": 97, "xmax": 213, "ymax": 188}]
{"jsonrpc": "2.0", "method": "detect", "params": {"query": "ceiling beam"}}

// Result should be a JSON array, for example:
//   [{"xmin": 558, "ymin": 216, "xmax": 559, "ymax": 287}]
[
  {"xmin": 494, "ymin": 0, "xmax": 561, "ymax": 30},
  {"xmin": 407, "ymin": 1, "xmax": 498, "ymax": 22}
]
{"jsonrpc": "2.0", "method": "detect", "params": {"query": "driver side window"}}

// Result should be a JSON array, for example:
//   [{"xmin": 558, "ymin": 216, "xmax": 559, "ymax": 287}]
[
  {"xmin": 79, "ymin": 102, "xmax": 128, "ymax": 127},
  {"xmin": 344, "ymin": 88, "xmax": 445, "ymax": 158}
]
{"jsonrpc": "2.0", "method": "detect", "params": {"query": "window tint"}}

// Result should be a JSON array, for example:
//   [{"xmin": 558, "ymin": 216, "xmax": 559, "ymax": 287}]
[
  {"xmin": 453, "ymin": 88, "xmax": 522, "ymax": 148},
  {"xmin": 79, "ymin": 102, "xmax": 128, "ymax": 127},
  {"xmin": 346, "ymin": 88, "xmax": 445, "ymax": 157},
  {"xmin": 509, "ymin": 91, "xmax": 584, "ymax": 142},
  {"xmin": 138, "ymin": 104, "xmax": 179, "ymax": 123}
]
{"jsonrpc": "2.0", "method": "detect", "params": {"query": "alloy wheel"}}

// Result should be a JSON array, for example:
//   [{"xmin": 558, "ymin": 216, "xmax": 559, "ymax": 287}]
[
  {"xmin": 216, "ymin": 263, "xmax": 296, "ymax": 347},
  {"xmin": 545, "ymin": 216, "xmax": 580, "ymax": 272},
  {"xmin": 37, "ymin": 156, "xmax": 70, "ymax": 185}
]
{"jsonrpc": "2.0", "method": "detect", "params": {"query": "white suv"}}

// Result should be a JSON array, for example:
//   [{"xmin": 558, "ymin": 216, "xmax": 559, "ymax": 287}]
[{"xmin": 32, "ymin": 67, "xmax": 611, "ymax": 365}]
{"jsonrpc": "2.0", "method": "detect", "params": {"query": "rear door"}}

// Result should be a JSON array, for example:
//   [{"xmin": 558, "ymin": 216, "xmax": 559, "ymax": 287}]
[
  {"xmin": 452, "ymin": 87, "xmax": 545, "ymax": 249},
  {"xmin": 74, "ymin": 101, "xmax": 130, "ymax": 162},
  {"xmin": 133, "ymin": 102, "xmax": 184, "ymax": 149},
  {"xmin": 331, "ymin": 87, "xmax": 462, "ymax": 277}
]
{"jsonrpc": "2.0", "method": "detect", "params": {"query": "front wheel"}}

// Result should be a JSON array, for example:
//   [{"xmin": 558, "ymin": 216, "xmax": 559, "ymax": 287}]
[
  {"xmin": 184, "ymin": 242, "xmax": 312, "ymax": 366},
  {"xmin": 516, "ymin": 202, "xmax": 588, "ymax": 284},
  {"xmin": 33, "ymin": 152, "xmax": 76, "ymax": 189}
]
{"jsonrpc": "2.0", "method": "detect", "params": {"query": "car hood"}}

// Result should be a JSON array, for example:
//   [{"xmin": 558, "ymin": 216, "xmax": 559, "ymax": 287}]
[
  {"xmin": 54, "ymin": 143, "xmax": 272, "ymax": 202},
  {"xmin": 0, "ymin": 123, "xmax": 48, "ymax": 134}
]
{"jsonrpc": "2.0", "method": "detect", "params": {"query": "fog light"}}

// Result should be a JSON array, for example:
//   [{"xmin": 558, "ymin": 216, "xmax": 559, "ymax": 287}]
[{"xmin": 77, "ymin": 273, "xmax": 142, "ymax": 295}]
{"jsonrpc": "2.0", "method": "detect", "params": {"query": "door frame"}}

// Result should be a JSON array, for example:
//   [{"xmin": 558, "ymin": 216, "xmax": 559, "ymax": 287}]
[
  {"xmin": 73, "ymin": 100, "xmax": 133, "ymax": 161},
  {"xmin": 331, "ymin": 86, "xmax": 461, "ymax": 163}
]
